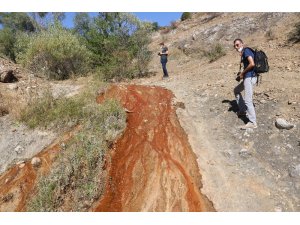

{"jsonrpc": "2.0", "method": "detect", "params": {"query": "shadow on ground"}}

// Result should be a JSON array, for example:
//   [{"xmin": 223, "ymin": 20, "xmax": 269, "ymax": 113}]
[{"xmin": 222, "ymin": 99, "xmax": 249, "ymax": 124}]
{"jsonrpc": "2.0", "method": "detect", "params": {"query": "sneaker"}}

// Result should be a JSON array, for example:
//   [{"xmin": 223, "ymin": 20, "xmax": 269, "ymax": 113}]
[
  {"xmin": 240, "ymin": 122, "xmax": 257, "ymax": 130},
  {"xmin": 237, "ymin": 111, "xmax": 246, "ymax": 116}
]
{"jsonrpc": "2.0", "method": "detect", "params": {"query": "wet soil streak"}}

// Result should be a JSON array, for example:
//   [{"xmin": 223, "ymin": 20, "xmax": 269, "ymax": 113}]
[{"xmin": 95, "ymin": 84, "xmax": 214, "ymax": 212}]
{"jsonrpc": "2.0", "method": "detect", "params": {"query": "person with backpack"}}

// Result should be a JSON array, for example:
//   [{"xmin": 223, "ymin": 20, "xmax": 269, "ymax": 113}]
[
  {"xmin": 233, "ymin": 38, "xmax": 258, "ymax": 129},
  {"xmin": 158, "ymin": 42, "xmax": 169, "ymax": 79}
]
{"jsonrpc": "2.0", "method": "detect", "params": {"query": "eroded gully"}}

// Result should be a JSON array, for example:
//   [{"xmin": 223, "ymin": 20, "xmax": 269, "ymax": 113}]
[
  {"xmin": 0, "ymin": 84, "xmax": 214, "ymax": 212},
  {"xmin": 94, "ymin": 84, "xmax": 214, "ymax": 211}
]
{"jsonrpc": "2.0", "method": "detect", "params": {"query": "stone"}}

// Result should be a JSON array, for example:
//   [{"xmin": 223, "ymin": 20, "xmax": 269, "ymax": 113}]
[
  {"xmin": 14, "ymin": 145, "xmax": 24, "ymax": 154},
  {"xmin": 31, "ymin": 157, "xmax": 42, "ymax": 168},
  {"xmin": 275, "ymin": 118, "xmax": 294, "ymax": 130},
  {"xmin": 288, "ymin": 164, "xmax": 300, "ymax": 178},
  {"xmin": 16, "ymin": 160, "xmax": 25, "ymax": 165},
  {"xmin": 19, "ymin": 163, "xmax": 25, "ymax": 168},
  {"xmin": 8, "ymin": 83, "xmax": 18, "ymax": 90},
  {"xmin": 239, "ymin": 148, "xmax": 252, "ymax": 158},
  {"xmin": 223, "ymin": 150, "xmax": 233, "ymax": 158}
]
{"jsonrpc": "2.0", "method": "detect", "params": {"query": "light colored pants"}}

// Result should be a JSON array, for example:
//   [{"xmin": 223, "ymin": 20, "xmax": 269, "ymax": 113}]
[{"xmin": 234, "ymin": 76, "xmax": 257, "ymax": 124}]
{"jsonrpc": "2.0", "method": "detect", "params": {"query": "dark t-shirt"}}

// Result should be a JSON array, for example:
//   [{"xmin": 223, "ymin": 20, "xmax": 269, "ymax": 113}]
[
  {"xmin": 160, "ymin": 46, "xmax": 168, "ymax": 63},
  {"xmin": 242, "ymin": 48, "xmax": 255, "ymax": 78}
]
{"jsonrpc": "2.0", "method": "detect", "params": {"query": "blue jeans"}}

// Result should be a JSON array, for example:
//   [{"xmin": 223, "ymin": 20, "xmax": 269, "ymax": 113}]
[{"xmin": 161, "ymin": 61, "xmax": 168, "ymax": 77}]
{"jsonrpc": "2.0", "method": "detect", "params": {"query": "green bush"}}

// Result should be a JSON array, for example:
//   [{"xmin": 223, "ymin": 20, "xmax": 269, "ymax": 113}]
[
  {"xmin": 129, "ymin": 23, "xmax": 152, "ymax": 76},
  {"xmin": 204, "ymin": 43, "xmax": 226, "ymax": 63},
  {"xmin": 288, "ymin": 21, "xmax": 300, "ymax": 43},
  {"xmin": 101, "ymin": 50, "xmax": 135, "ymax": 81},
  {"xmin": 16, "ymin": 26, "xmax": 91, "ymax": 80},
  {"xmin": 151, "ymin": 22, "xmax": 160, "ymax": 31},
  {"xmin": 181, "ymin": 12, "xmax": 192, "ymax": 21},
  {"xmin": 0, "ymin": 28, "xmax": 16, "ymax": 60}
]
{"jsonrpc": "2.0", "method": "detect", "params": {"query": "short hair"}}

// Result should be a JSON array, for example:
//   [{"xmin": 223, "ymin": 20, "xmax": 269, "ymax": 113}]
[
  {"xmin": 233, "ymin": 38, "xmax": 243, "ymax": 44},
  {"xmin": 159, "ymin": 42, "xmax": 164, "ymax": 45}
]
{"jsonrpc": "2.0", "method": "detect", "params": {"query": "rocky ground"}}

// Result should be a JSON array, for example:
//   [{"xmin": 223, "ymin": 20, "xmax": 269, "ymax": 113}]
[
  {"xmin": 0, "ymin": 12, "xmax": 299, "ymax": 211},
  {"xmin": 132, "ymin": 12, "xmax": 300, "ymax": 211}
]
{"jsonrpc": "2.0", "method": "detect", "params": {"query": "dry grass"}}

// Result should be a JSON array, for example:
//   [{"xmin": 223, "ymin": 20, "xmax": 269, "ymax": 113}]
[
  {"xmin": 204, "ymin": 43, "xmax": 227, "ymax": 63},
  {"xmin": 28, "ymin": 98, "xmax": 126, "ymax": 211}
]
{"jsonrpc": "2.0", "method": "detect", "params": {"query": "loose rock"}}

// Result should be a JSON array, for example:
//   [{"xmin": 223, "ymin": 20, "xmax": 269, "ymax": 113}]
[
  {"xmin": 239, "ymin": 148, "xmax": 252, "ymax": 158},
  {"xmin": 31, "ymin": 157, "xmax": 42, "ymax": 168},
  {"xmin": 14, "ymin": 145, "xmax": 24, "ymax": 154},
  {"xmin": 275, "ymin": 118, "xmax": 294, "ymax": 130},
  {"xmin": 288, "ymin": 164, "xmax": 300, "ymax": 178}
]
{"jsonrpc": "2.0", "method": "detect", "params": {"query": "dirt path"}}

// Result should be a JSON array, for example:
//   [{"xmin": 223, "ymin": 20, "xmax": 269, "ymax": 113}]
[
  {"xmin": 134, "ymin": 53, "xmax": 300, "ymax": 211},
  {"xmin": 94, "ymin": 84, "xmax": 214, "ymax": 211}
]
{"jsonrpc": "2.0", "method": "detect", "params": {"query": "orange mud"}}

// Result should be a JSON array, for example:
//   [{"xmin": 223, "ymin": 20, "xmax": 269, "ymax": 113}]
[
  {"xmin": 0, "ymin": 127, "xmax": 79, "ymax": 211},
  {"xmin": 0, "ymin": 84, "xmax": 214, "ymax": 212},
  {"xmin": 94, "ymin": 84, "xmax": 214, "ymax": 211}
]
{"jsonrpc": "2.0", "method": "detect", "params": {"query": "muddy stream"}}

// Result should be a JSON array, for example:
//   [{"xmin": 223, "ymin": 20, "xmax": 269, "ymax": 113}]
[{"xmin": 0, "ymin": 84, "xmax": 214, "ymax": 212}]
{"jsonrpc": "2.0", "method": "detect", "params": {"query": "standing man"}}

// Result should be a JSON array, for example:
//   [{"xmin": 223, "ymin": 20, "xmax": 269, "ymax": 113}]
[
  {"xmin": 233, "ymin": 38, "xmax": 258, "ymax": 129},
  {"xmin": 158, "ymin": 42, "xmax": 169, "ymax": 79}
]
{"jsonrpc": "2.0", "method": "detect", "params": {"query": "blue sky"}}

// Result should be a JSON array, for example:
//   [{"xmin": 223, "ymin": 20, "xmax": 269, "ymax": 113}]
[{"xmin": 62, "ymin": 12, "xmax": 182, "ymax": 28}]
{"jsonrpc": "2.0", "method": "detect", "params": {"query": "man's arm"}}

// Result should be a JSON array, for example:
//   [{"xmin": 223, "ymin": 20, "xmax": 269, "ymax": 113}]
[
  {"xmin": 239, "ymin": 56, "xmax": 255, "ymax": 79},
  {"xmin": 160, "ymin": 49, "xmax": 169, "ymax": 55}
]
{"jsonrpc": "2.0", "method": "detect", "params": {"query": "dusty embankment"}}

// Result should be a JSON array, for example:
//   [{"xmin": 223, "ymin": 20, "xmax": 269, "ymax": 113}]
[{"xmin": 94, "ymin": 84, "xmax": 214, "ymax": 211}]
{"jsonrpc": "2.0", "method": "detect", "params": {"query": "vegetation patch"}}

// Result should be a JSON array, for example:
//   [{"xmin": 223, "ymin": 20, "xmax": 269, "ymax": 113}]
[
  {"xmin": 203, "ymin": 43, "xmax": 226, "ymax": 63},
  {"xmin": 181, "ymin": 12, "xmax": 192, "ymax": 21},
  {"xmin": 15, "ymin": 26, "xmax": 91, "ymax": 80},
  {"xmin": 288, "ymin": 21, "xmax": 300, "ymax": 43},
  {"xmin": 27, "ymin": 99, "xmax": 126, "ymax": 211}
]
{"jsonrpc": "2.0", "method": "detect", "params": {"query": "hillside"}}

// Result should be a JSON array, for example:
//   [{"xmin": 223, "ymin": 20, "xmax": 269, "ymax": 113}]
[
  {"xmin": 135, "ymin": 12, "xmax": 300, "ymax": 211},
  {"xmin": 0, "ymin": 12, "xmax": 299, "ymax": 212}
]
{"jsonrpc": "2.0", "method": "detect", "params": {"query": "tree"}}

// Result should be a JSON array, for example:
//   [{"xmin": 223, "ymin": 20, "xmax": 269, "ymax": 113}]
[
  {"xmin": 28, "ymin": 12, "xmax": 65, "ymax": 30},
  {"xmin": 81, "ymin": 12, "xmax": 141, "ymax": 67},
  {"xmin": 0, "ymin": 28, "xmax": 16, "ymax": 59},
  {"xmin": 151, "ymin": 22, "xmax": 160, "ymax": 31},
  {"xmin": 0, "ymin": 12, "xmax": 66, "ymax": 61},
  {"xmin": 129, "ymin": 22, "xmax": 152, "ymax": 75},
  {"xmin": 181, "ymin": 12, "xmax": 192, "ymax": 21},
  {"xmin": 73, "ymin": 12, "xmax": 91, "ymax": 37},
  {"xmin": 0, "ymin": 12, "xmax": 36, "ymax": 32},
  {"xmin": 0, "ymin": 13, "xmax": 36, "ymax": 60}
]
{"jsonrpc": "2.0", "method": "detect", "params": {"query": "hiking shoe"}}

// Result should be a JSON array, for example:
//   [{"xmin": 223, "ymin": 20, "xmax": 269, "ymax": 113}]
[
  {"xmin": 240, "ymin": 122, "xmax": 257, "ymax": 130},
  {"xmin": 237, "ymin": 111, "xmax": 246, "ymax": 116}
]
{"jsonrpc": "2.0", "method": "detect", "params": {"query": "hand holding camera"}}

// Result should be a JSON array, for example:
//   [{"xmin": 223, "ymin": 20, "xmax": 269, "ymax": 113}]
[{"xmin": 236, "ymin": 72, "xmax": 241, "ymax": 82}]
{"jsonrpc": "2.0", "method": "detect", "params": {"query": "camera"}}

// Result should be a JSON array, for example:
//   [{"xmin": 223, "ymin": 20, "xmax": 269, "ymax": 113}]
[{"xmin": 236, "ymin": 72, "xmax": 241, "ymax": 82}]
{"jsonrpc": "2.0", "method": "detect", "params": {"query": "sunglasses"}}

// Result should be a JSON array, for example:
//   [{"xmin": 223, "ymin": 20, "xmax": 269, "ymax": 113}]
[{"xmin": 234, "ymin": 43, "xmax": 240, "ymax": 47}]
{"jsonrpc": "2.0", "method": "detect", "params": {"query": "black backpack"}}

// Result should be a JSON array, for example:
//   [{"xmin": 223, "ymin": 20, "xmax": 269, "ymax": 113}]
[{"xmin": 245, "ymin": 47, "xmax": 269, "ymax": 74}]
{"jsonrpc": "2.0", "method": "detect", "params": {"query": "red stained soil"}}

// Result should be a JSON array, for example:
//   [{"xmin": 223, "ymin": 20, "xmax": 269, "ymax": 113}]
[
  {"xmin": 0, "ymin": 128, "xmax": 79, "ymax": 212},
  {"xmin": 94, "ymin": 84, "xmax": 214, "ymax": 211},
  {"xmin": 0, "ymin": 84, "xmax": 214, "ymax": 212}
]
